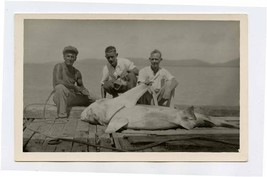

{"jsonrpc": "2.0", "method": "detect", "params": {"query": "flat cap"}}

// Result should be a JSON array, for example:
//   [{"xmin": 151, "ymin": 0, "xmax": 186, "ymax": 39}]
[{"xmin": 63, "ymin": 46, "xmax": 79, "ymax": 55}]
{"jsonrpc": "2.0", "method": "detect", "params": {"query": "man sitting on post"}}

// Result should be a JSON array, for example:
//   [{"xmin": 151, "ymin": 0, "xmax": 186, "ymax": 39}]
[
  {"xmin": 53, "ymin": 46, "xmax": 95, "ymax": 118},
  {"xmin": 101, "ymin": 46, "xmax": 139, "ymax": 98},
  {"xmin": 137, "ymin": 49, "xmax": 178, "ymax": 107}
]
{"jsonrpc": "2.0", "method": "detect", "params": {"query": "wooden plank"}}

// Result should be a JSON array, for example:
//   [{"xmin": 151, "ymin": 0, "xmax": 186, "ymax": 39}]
[
  {"xmin": 24, "ymin": 104, "xmax": 86, "ymax": 119},
  {"xmin": 118, "ymin": 136, "xmax": 138, "ymax": 152},
  {"xmin": 88, "ymin": 124, "xmax": 97, "ymax": 152},
  {"xmin": 72, "ymin": 131, "xmax": 89, "ymax": 152},
  {"xmin": 122, "ymin": 127, "xmax": 239, "ymax": 136},
  {"xmin": 72, "ymin": 119, "xmax": 90, "ymax": 152},
  {"xmin": 24, "ymin": 120, "xmax": 53, "ymax": 152},
  {"xmin": 44, "ymin": 119, "xmax": 66, "ymax": 152},
  {"xmin": 126, "ymin": 134, "xmax": 239, "ymax": 144},
  {"xmin": 112, "ymin": 133, "xmax": 123, "ymax": 150},
  {"xmin": 165, "ymin": 138, "xmax": 239, "ymax": 152},
  {"xmin": 151, "ymin": 145, "xmax": 167, "ymax": 152},
  {"xmin": 96, "ymin": 125, "xmax": 113, "ymax": 152},
  {"xmin": 23, "ymin": 118, "xmax": 34, "ymax": 131},
  {"xmin": 55, "ymin": 118, "xmax": 78, "ymax": 152},
  {"xmin": 23, "ymin": 119, "xmax": 44, "ymax": 150},
  {"xmin": 76, "ymin": 119, "xmax": 89, "ymax": 132}
]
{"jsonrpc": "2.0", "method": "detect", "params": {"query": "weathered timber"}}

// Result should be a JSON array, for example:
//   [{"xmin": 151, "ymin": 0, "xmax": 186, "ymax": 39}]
[
  {"xmin": 112, "ymin": 133, "xmax": 123, "ymax": 150},
  {"xmin": 44, "ymin": 119, "xmax": 66, "ymax": 152},
  {"xmin": 23, "ymin": 118, "xmax": 34, "ymax": 131},
  {"xmin": 72, "ymin": 119, "xmax": 90, "ymax": 152},
  {"xmin": 88, "ymin": 124, "xmax": 97, "ymax": 152},
  {"xmin": 96, "ymin": 125, "xmax": 113, "ymax": 152},
  {"xmin": 24, "ymin": 119, "xmax": 53, "ymax": 152},
  {"xmin": 121, "ymin": 127, "xmax": 239, "ymax": 136},
  {"xmin": 72, "ymin": 131, "xmax": 89, "ymax": 152},
  {"xmin": 24, "ymin": 104, "xmax": 86, "ymax": 119},
  {"xmin": 23, "ymin": 119, "xmax": 44, "ymax": 151},
  {"xmin": 118, "ymin": 136, "xmax": 139, "ymax": 152},
  {"xmin": 165, "ymin": 139, "xmax": 239, "ymax": 152},
  {"xmin": 56, "ymin": 118, "xmax": 78, "ymax": 152}
]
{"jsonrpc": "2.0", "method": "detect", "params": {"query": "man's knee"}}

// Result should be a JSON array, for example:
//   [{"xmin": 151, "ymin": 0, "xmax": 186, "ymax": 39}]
[
  {"xmin": 127, "ymin": 72, "xmax": 137, "ymax": 89},
  {"xmin": 54, "ymin": 84, "xmax": 67, "ymax": 92},
  {"xmin": 103, "ymin": 81, "xmax": 113, "ymax": 91},
  {"xmin": 53, "ymin": 84, "xmax": 70, "ymax": 98}
]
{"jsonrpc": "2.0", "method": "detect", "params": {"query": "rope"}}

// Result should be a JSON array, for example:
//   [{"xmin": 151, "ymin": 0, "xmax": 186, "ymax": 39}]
[{"xmin": 26, "ymin": 127, "xmax": 127, "ymax": 152}]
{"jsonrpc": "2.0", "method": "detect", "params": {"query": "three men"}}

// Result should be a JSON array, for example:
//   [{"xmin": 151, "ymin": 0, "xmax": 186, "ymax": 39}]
[
  {"xmin": 138, "ymin": 49, "xmax": 178, "ymax": 107},
  {"xmin": 100, "ymin": 46, "xmax": 139, "ymax": 98},
  {"xmin": 53, "ymin": 46, "xmax": 95, "ymax": 118}
]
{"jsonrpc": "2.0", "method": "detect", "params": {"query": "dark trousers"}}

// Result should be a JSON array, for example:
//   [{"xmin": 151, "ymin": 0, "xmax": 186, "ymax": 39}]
[{"xmin": 53, "ymin": 84, "xmax": 95, "ymax": 117}]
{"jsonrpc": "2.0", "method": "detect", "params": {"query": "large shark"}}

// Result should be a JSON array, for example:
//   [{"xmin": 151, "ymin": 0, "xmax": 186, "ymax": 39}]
[{"xmin": 81, "ymin": 83, "xmax": 239, "ymax": 133}]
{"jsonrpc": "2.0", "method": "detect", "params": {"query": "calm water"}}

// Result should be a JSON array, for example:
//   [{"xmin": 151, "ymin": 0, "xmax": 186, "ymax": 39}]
[{"xmin": 24, "ymin": 61, "xmax": 239, "ymax": 107}]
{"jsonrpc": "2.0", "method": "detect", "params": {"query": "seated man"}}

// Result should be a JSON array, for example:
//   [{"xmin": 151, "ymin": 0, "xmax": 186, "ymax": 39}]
[
  {"xmin": 101, "ymin": 46, "xmax": 139, "ymax": 98},
  {"xmin": 53, "ymin": 46, "xmax": 95, "ymax": 118},
  {"xmin": 137, "ymin": 49, "xmax": 178, "ymax": 107}
]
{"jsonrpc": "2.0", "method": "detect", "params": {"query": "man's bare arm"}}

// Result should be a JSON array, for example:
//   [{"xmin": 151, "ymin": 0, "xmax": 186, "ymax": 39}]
[
  {"xmin": 76, "ymin": 71, "xmax": 90, "ymax": 95},
  {"xmin": 53, "ymin": 64, "xmax": 77, "ymax": 90},
  {"xmin": 168, "ymin": 78, "xmax": 179, "ymax": 91}
]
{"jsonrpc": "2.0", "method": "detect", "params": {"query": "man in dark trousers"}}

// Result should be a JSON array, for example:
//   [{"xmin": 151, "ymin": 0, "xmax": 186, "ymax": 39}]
[
  {"xmin": 53, "ymin": 46, "xmax": 95, "ymax": 118},
  {"xmin": 138, "ymin": 49, "xmax": 178, "ymax": 107},
  {"xmin": 100, "ymin": 46, "xmax": 139, "ymax": 98}
]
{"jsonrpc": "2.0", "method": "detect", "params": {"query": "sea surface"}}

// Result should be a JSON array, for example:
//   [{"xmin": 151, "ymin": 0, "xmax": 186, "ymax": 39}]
[{"xmin": 24, "ymin": 60, "xmax": 239, "ymax": 107}]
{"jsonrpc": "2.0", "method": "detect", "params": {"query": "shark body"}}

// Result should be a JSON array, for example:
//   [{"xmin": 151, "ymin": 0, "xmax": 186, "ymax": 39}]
[{"xmin": 81, "ymin": 84, "xmax": 238, "ymax": 133}]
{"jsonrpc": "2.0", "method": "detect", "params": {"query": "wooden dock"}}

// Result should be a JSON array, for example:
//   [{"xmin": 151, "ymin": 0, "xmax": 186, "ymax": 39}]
[{"xmin": 23, "ymin": 104, "xmax": 240, "ymax": 152}]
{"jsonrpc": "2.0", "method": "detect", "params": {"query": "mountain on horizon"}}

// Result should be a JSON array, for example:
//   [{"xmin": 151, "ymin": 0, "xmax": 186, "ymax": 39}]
[{"xmin": 25, "ymin": 57, "xmax": 240, "ymax": 67}]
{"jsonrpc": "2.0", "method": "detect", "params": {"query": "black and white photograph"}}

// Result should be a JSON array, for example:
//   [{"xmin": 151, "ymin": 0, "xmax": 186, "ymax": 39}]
[{"xmin": 15, "ymin": 14, "xmax": 248, "ymax": 161}]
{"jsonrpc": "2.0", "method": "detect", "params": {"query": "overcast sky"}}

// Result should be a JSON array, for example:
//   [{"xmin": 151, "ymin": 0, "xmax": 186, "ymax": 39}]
[{"xmin": 24, "ymin": 19, "xmax": 239, "ymax": 63}]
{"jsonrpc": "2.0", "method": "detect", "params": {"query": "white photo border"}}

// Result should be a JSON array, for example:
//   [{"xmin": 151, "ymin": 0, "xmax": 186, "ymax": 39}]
[{"xmin": 15, "ymin": 13, "xmax": 247, "ymax": 162}]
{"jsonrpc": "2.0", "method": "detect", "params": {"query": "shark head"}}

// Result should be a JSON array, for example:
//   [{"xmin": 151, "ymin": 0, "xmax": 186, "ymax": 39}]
[
  {"xmin": 178, "ymin": 106, "xmax": 197, "ymax": 130},
  {"xmin": 80, "ymin": 99, "xmax": 108, "ymax": 125}
]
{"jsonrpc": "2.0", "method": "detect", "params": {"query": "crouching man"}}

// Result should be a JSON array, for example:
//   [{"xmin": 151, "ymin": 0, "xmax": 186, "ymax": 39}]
[
  {"xmin": 53, "ymin": 46, "xmax": 95, "ymax": 118},
  {"xmin": 137, "ymin": 49, "xmax": 178, "ymax": 107},
  {"xmin": 101, "ymin": 46, "xmax": 139, "ymax": 98}
]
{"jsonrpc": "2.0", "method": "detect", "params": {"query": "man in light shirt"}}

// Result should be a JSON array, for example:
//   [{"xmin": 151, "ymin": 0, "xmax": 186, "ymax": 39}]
[
  {"xmin": 100, "ymin": 46, "xmax": 139, "ymax": 98},
  {"xmin": 137, "ymin": 49, "xmax": 178, "ymax": 107}
]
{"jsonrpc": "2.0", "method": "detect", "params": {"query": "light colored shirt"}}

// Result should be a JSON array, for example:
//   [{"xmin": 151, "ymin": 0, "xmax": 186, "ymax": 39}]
[
  {"xmin": 138, "ymin": 66, "xmax": 174, "ymax": 90},
  {"xmin": 101, "ymin": 58, "xmax": 136, "ymax": 84}
]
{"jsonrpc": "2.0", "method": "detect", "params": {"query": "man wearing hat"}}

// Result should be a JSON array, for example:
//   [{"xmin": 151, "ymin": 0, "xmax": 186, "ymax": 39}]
[
  {"xmin": 53, "ymin": 46, "xmax": 95, "ymax": 118},
  {"xmin": 100, "ymin": 46, "xmax": 139, "ymax": 98}
]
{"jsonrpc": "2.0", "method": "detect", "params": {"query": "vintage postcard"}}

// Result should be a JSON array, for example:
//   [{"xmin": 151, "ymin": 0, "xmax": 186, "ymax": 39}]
[{"xmin": 15, "ymin": 14, "xmax": 248, "ymax": 161}]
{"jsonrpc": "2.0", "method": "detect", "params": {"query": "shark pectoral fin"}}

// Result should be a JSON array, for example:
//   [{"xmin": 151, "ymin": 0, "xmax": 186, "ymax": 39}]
[
  {"xmin": 105, "ymin": 116, "xmax": 129, "ymax": 134},
  {"xmin": 106, "ymin": 104, "xmax": 125, "ymax": 121},
  {"xmin": 202, "ymin": 119, "xmax": 217, "ymax": 127}
]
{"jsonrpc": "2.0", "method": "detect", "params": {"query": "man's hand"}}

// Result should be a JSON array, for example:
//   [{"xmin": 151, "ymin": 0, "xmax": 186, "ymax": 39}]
[
  {"xmin": 158, "ymin": 87, "xmax": 171, "ymax": 101},
  {"xmin": 75, "ymin": 86, "xmax": 90, "ymax": 96},
  {"xmin": 81, "ymin": 88, "xmax": 90, "ymax": 96},
  {"xmin": 120, "ymin": 70, "xmax": 129, "ymax": 80}
]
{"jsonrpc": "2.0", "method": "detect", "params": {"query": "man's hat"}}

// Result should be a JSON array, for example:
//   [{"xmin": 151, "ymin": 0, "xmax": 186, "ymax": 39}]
[{"xmin": 63, "ymin": 46, "xmax": 79, "ymax": 55}]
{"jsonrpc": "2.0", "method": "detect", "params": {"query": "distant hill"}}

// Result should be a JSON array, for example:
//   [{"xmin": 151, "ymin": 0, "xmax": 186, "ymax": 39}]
[{"xmin": 25, "ymin": 58, "xmax": 240, "ymax": 67}]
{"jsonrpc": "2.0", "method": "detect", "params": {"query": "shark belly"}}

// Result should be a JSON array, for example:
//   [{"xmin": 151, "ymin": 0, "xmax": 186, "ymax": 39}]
[{"xmin": 112, "ymin": 105, "xmax": 180, "ymax": 130}]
